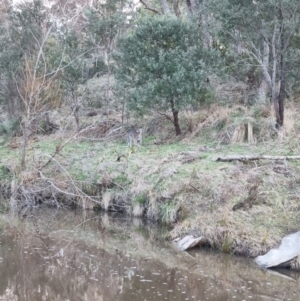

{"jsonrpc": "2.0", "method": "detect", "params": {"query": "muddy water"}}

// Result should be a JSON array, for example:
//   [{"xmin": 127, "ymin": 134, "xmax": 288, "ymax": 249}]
[{"xmin": 0, "ymin": 209, "xmax": 299, "ymax": 301}]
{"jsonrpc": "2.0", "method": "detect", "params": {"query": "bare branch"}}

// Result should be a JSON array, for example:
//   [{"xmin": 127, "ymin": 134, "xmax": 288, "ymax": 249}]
[
  {"xmin": 156, "ymin": 110, "xmax": 174, "ymax": 124},
  {"xmin": 139, "ymin": 0, "xmax": 161, "ymax": 14},
  {"xmin": 215, "ymin": 155, "xmax": 300, "ymax": 162},
  {"xmin": 41, "ymin": 120, "xmax": 103, "ymax": 168}
]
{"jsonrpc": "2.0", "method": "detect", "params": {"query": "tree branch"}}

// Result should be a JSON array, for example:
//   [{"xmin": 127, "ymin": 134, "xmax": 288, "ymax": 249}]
[
  {"xmin": 156, "ymin": 110, "xmax": 174, "ymax": 124},
  {"xmin": 139, "ymin": 0, "xmax": 161, "ymax": 14},
  {"xmin": 214, "ymin": 155, "xmax": 300, "ymax": 162}
]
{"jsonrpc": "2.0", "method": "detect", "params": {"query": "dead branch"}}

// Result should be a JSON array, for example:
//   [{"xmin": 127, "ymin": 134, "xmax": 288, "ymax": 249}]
[
  {"xmin": 188, "ymin": 184, "xmax": 201, "ymax": 193},
  {"xmin": 37, "ymin": 158, "xmax": 99, "ymax": 203},
  {"xmin": 214, "ymin": 155, "xmax": 300, "ymax": 162},
  {"xmin": 156, "ymin": 110, "xmax": 174, "ymax": 124},
  {"xmin": 140, "ymin": 0, "xmax": 161, "ymax": 14},
  {"xmin": 41, "ymin": 120, "xmax": 98, "ymax": 168},
  {"xmin": 106, "ymin": 125, "xmax": 123, "ymax": 137}
]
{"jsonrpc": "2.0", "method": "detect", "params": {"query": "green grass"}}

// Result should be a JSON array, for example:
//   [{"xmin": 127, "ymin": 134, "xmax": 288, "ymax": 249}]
[
  {"xmin": 133, "ymin": 193, "xmax": 147, "ymax": 204},
  {"xmin": 0, "ymin": 138, "xmax": 14, "ymax": 157},
  {"xmin": 31, "ymin": 140, "xmax": 59, "ymax": 155},
  {"xmin": 0, "ymin": 166, "xmax": 12, "ymax": 181}
]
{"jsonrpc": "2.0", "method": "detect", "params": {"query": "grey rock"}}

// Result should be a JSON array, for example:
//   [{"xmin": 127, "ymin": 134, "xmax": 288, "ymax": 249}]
[
  {"xmin": 255, "ymin": 231, "xmax": 300, "ymax": 268},
  {"xmin": 173, "ymin": 235, "xmax": 202, "ymax": 251}
]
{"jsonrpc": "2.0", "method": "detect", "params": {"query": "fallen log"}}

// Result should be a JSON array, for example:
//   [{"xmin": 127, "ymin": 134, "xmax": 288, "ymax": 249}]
[{"xmin": 214, "ymin": 155, "xmax": 300, "ymax": 162}]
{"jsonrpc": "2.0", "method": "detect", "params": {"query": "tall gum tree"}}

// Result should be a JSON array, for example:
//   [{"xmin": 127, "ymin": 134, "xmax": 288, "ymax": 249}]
[
  {"xmin": 84, "ymin": 0, "xmax": 127, "ymax": 115},
  {"xmin": 209, "ymin": 0, "xmax": 300, "ymax": 127}
]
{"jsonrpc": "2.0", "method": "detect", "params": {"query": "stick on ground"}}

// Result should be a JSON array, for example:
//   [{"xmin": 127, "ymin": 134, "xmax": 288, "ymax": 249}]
[{"xmin": 214, "ymin": 155, "xmax": 300, "ymax": 162}]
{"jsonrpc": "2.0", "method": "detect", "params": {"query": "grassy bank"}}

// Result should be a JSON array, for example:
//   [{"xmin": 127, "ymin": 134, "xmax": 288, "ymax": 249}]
[{"xmin": 1, "ymin": 103, "xmax": 300, "ymax": 257}]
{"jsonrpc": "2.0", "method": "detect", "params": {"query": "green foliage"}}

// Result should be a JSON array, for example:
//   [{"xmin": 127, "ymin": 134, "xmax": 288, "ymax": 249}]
[
  {"xmin": 7, "ymin": 0, "xmax": 46, "ymax": 54},
  {"xmin": 0, "ymin": 125, "xmax": 5, "ymax": 136},
  {"xmin": 83, "ymin": 2, "xmax": 126, "ymax": 79},
  {"xmin": 209, "ymin": 0, "xmax": 300, "ymax": 101},
  {"xmin": 60, "ymin": 29, "xmax": 87, "ymax": 84},
  {"xmin": 133, "ymin": 193, "xmax": 148, "ymax": 205},
  {"xmin": 0, "ymin": 0, "xmax": 55, "ymax": 117},
  {"xmin": 160, "ymin": 200, "xmax": 179, "ymax": 223},
  {"xmin": 84, "ymin": 8, "xmax": 126, "ymax": 50},
  {"xmin": 0, "ymin": 118, "xmax": 20, "ymax": 137},
  {"xmin": 0, "ymin": 166, "xmax": 12, "ymax": 181},
  {"xmin": 0, "ymin": 0, "xmax": 47, "ymax": 74},
  {"xmin": 88, "ymin": 59, "xmax": 108, "ymax": 78},
  {"xmin": 114, "ymin": 174, "xmax": 132, "ymax": 186},
  {"xmin": 114, "ymin": 16, "xmax": 217, "ymax": 116}
]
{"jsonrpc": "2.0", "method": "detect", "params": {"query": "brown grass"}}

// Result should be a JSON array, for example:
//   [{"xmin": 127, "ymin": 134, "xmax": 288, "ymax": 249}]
[{"xmin": 166, "ymin": 150, "xmax": 300, "ymax": 257}]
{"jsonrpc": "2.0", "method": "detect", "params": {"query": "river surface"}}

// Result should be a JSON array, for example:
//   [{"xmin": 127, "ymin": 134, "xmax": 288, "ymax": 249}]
[{"xmin": 0, "ymin": 208, "xmax": 299, "ymax": 301}]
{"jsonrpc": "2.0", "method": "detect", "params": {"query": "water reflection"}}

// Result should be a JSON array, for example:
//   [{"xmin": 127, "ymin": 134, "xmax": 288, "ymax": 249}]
[{"xmin": 0, "ymin": 209, "xmax": 299, "ymax": 301}]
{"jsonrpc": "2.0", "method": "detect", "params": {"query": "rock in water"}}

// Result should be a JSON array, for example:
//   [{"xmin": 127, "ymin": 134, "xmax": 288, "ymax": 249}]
[
  {"xmin": 255, "ymin": 231, "xmax": 300, "ymax": 268},
  {"xmin": 173, "ymin": 235, "xmax": 202, "ymax": 251}
]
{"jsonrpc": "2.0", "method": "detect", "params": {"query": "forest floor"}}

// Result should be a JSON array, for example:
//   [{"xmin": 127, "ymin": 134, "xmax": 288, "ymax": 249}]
[{"xmin": 1, "ymin": 102, "xmax": 300, "ymax": 258}]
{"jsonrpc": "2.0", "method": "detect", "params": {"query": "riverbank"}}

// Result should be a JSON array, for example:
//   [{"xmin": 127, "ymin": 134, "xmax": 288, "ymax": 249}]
[{"xmin": 1, "ymin": 104, "xmax": 300, "ymax": 258}]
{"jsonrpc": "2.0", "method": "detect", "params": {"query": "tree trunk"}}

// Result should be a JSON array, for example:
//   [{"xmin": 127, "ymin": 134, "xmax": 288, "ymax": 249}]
[
  {"xmin": 105, "ymin": 49, "xmax": 111, "ymax": 117},
  {"xmin": 21, "ymin": 120, "xmax": 29, "ymax": 169},
  {"xmin": 186, "ymin": 0, "xmax": 193, "ymax": 15},
  {"xmin": 257, "ymin": 80, "xmax": 269, "ymax": 104},
  {"xmin": 74, "ymin": 111, "xmax": 79, "ymax": 131},
  {"xmin": 257, "ymin": 41, "xmax": 270, "ymax": 104},
  {"xmin": 270, "ymin": 25, "xmax": 277, "ymax": 106},
  {"xmin": 170, "ymin": 99, "xmax": 181, "ymax": 135},
  {"xmin": 73, "ymin": 104, "xmax": 80, "ymax": 132},
  {"xmin": 277, "ymin": 0, "xmax": 285, "ymax": 127},
  {"xmin": 172, "ymin": 110, "xmax": 181, "ymax": 135},
  {"xmin": 186, "ymin": 0, "xmax": 198, "ymax": 16},
  {"xmin": 159, "ymin": 0, "xmax": 171, "ymax": 15},
  {"xmin": 270, "ymin": 24, "xmax": 281, "ymax": 126},
  {"xmin": 45, "ymin": 112, "xmax": 51, "ymax": 132},
  {"xmin": 173, "ymin": 0, "xmax": 180, "ymax": 16}
]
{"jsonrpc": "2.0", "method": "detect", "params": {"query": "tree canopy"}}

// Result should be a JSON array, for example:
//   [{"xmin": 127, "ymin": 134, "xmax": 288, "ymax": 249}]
[
  {"xmin": 114, "ymin": 16, "xmax": 215, "ymax": 135},
  {"xmin": 0, "ymin": 0, "xmax": 300, "ymax": 139}
]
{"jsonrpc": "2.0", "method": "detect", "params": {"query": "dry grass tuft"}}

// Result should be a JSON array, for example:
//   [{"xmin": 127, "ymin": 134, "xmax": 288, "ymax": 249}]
[
  {"xmin": 132, "ymin": 203, "xmax": 144, "ymax": 217},
  {"xmin": 146, "ymin": 190, "xmax": 160, "ymax": 220},
  {"xmin": 102, "ymin": 191, "xmax": 112, "ymax": 210},
  {"xmin": 191, "ymin": 103, "xmax": 300, "ymax": 145},
  {"xmin": 20, "ymin": 170, "xmax": 40, "ymax": 185},
  {"xmin": 231, "ymin": 124, "xmax": 246, "ymax": 144},
  {"xmin": 290, "ymin": 255, "xmax": 300, "ymax": 271},
  {"xmin": 283, "ymin": 105, "xmax": 296, "ymax": 135},
  {"xmin": 169, "ymin": 159, "xmax": 300, "ymax": 257}
]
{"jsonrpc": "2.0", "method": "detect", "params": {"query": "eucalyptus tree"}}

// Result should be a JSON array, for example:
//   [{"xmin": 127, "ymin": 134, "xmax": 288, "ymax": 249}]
[
  {"xmin": 0, "ymin": 0, "xmax": 48, "ymax": 117},
  {"xmin": 114, "ymin": 16, "xmax": 216, "ymax": 135},
  {"xmin": 0, "ymin": 0, "xmax": 63, "ymax": 167},
  {"xmin": 209, "ymin": 0, "xmax": 300, "ymax": 127},
  {"xmin": 58, "ymin": 28, "xmax": 88, "ymax": 131},
  {"xmin": 83, "ymin": 0, "xmax": 127, "ymax": 113}
]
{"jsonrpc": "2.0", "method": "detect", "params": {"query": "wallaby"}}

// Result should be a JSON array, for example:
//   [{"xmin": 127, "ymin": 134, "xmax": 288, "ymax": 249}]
[{"xmin": 127, "ymin": 128, "xmax": 143, "ymax": 147}]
